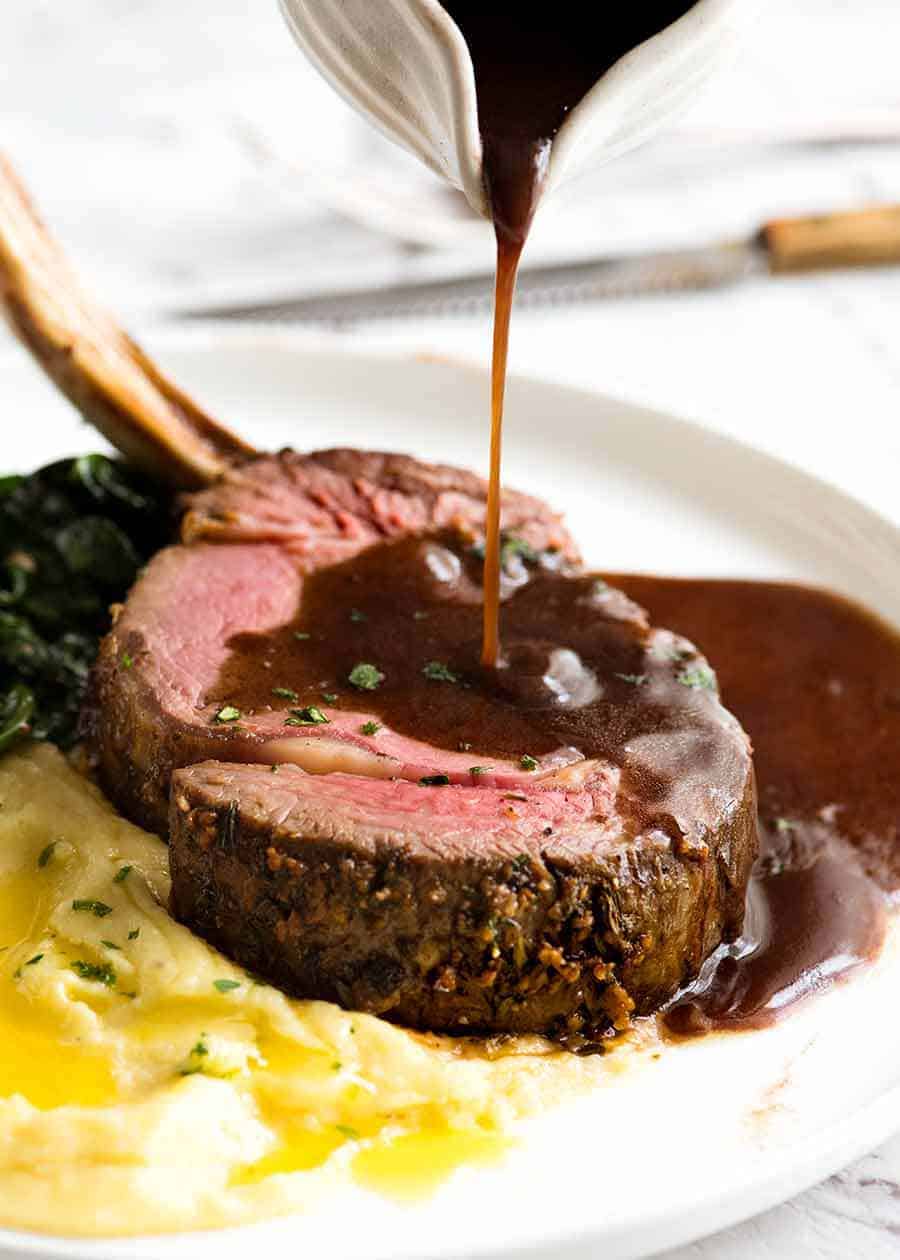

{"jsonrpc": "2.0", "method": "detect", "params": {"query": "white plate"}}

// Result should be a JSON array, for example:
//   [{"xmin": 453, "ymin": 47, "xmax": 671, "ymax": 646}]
[{"xmin": 2, "ymin": 328, "xmax": 900, "ymax": 1260}]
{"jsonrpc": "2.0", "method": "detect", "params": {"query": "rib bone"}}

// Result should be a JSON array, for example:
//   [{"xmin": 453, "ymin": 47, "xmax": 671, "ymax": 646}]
[{"xmin": 0, "ymin": 155, "xmax": 255, "ymax": 488}]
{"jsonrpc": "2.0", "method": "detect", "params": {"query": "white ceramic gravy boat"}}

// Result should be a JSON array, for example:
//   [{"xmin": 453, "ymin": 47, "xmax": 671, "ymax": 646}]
[{"xmin": 279, "ymin": 0, "xmax": 748, "ymax": 221}]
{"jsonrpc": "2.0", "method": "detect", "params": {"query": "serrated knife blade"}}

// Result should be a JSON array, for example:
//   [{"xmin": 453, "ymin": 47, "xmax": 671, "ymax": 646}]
[
  {"xmin": 176, "ymin": 241, "xmax": 768, "ymax": 324},
  {"xmin": 175, "ymin": 203, "xmax": 900, "ymax": 323}
]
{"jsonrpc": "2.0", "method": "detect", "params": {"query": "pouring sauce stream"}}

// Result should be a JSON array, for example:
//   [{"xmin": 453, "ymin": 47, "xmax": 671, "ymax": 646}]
[{"xmin": 441, "ymin": 2, "xmax": 694, "ymax": 666}]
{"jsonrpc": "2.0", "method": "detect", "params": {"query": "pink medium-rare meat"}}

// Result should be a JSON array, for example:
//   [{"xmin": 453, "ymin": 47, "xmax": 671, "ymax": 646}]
[{"xmin": 85, "ymin": 446, "xmax": 757, "ymax": 1044}]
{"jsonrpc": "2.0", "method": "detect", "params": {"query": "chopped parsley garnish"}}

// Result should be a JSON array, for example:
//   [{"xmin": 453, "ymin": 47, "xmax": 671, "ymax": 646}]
[
  {"xmin": 100, "ymin": 939, "xmax": 120, "ymax": 951},
  {"xmin": 271, "ymin": 686, "xmax": 298, "ymax": 701},
  {"xmin": 213, "ymin": 705, "xmax": 241, "ymax": 723},
  {"xmin": 113, "ymin": 864, "xmax": 132, "ymax": 883},
  {"xmin": 413, "ymin": 610, "xmax": 430, "ymax": 621},
  {"xmin": 293, "ymin": 631, "xmax": 311, "ymax": 641},
  {"xmin": 677, "ymin": 666, "xmax": 716, "ymax": 691},
  {"xmin": 72, "ymin": 960, "xmax": 116, "ymax": 987},
  {"xmin": 420, "ymin": 773, "xmax": 450, "ymax": 787},
  {"xmin": 422, "ymin": 660, "xmax": 459, "ymax": 684},
  {"xmin": 469, "ymin": 766, "xmax": 492, "ymax": 776},
  {"xmin": 519, "ymin": 754, "xmax": 539, "ymax": 772},
  {"xmin": 615, "ymin": 673, "xmax": 647, "ymax": 686},
  {"xmin": 348, "ymin": 662, "xmax": 384, "ymax": 691},
  {"xmin": 180, "ymin": 1038, "xmax": 210, "ymax": 1076},
  {"xmin": 321, "ymin": 691, "xmax": 338, "ymax": 703},
  {"xmin": 775, "ymin": 818, "xmax": 798, "ymax": 834},
  {"xmin": 128, "ymin": 927, "xmax": 140, "ymax": 940},
  {"xmin": 37, "ymin": 840, "xmax": 58, "ymax": 868},
  {"xmin": 360, "ymin": 720, "xmax": 381, "ymax": 736},
  {"xmin": 72, "ymin": 898, "xmax": 113, "ymax": 918},
  {"xmin": 349, "ymin": 608, "xmax": 367, "ymax": 623},
  {"xmin": 591, "ymin": 579, "xmax": 609, "ymax": 595},
  {"xmin": 213, "ymin": 978, "xmax": 241, "ymax": 993},
  {"xmin": 335, "ymin": 1124, "xmax": 359, "ymax": 1140},
  {"xmin": 24, "ymin": 953, "xmax": 43, "ymax": 966},
  {"xmin": 285, "ymin": 706, "xmax": 330, "ymax": 727},
  {"xmin": 332, "ymin": 1060, "xmax": 342, "ymax": 1072},
  {"xmin": 501, "ymin": 535, "xmax": 538, "ymax": 567},
  {"xmin": 120, "ymin": 651, "xmax": 134, "ymax": 671}
]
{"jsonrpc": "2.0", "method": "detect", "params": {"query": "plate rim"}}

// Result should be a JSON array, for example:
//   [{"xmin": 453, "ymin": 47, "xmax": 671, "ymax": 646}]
[{"xmin": 1, "ymin": 324, "xmax": 899, "ymax": 1260}]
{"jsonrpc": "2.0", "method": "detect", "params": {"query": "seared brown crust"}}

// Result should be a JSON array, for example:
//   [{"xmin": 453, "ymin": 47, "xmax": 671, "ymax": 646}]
[
  {"xmin": 180, "ymin": 447, "xmax": 577, "ymax": 553},
  {"xmin": 169, "ymin": 761, "xmax": 757, "ymax": 1045}
]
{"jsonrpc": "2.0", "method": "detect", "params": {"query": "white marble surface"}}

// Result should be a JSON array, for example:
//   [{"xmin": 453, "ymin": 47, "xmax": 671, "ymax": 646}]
[{"xmin": 2, "ymin": 2, "xmax": 900, "ymax": 1256}]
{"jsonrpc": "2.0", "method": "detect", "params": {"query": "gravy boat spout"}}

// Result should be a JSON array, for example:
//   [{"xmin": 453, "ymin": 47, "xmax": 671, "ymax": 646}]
[{"xmin": 279, "ymin": 0, "xmax": 749, "ymax": 220}]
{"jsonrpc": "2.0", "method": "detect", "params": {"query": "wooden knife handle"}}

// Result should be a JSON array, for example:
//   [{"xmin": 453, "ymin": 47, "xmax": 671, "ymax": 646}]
[{"xmin": 761, "ymin": 205, "xmax": 900, "ymax": 274}]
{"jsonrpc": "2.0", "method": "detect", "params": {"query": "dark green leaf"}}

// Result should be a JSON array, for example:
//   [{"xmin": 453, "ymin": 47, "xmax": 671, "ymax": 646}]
[
  {"xmin": 55, "ymin": 517, "xmax": 140, "ymax": 585},
  {"xmin": 0, "ymin": 683, "xmax": 34, "ymax": 753},
  {"xmin": 0, "ymin": 456, "xmax": 170, "ymax": 750}
]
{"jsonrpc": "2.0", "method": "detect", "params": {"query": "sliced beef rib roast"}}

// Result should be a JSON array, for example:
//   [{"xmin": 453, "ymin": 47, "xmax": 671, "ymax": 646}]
[
  {"xmin": 0, "ymin": 158, "xmax": 757, "ymax": 1044},
  {"xmin": 85, "ymin": 448, "xmax": 757, "ymax": 1043}
]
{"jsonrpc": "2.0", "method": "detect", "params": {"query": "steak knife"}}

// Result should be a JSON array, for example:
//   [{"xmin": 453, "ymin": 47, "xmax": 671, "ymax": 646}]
[{"xmin": 179, "ymin": 205, "xmax": 900, "ymax": 323}]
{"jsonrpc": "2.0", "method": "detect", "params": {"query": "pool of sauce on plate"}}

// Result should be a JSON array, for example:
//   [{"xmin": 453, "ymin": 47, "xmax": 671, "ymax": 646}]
[
  {"xmin": 613, "ymin": 577, "xmax": 895, "ymax": 1037},
  {"xmin": 218, "ymin": 556, "xmax": 899, "ymax": 1039},
  {"xmin": 439, "ymin": 2, "xmax": 693, "ymax": 667}
]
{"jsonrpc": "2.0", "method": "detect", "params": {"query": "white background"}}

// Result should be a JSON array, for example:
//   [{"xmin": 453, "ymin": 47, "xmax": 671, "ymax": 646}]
[{"xmin": 2, "ymin": 1, "xmax": 900, "ymax": 1255}]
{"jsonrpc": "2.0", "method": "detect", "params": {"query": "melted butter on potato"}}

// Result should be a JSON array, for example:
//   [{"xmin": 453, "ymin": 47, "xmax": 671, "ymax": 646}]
[{"xmin": 0, "ymin": 744, "xmax": 619, "ymax": 1236}]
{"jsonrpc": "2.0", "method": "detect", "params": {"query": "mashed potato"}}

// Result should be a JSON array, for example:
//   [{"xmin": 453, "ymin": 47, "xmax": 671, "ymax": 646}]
[{"xmin": 0, "ymin": 745, "xmax": 612, "ymax": 1236}]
